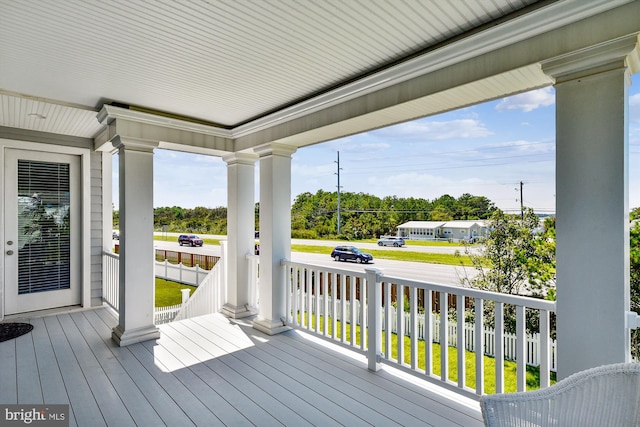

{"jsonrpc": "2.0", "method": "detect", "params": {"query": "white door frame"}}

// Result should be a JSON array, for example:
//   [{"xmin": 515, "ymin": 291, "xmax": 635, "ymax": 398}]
[{"xmin": 1, "ymin": 139, "xmax": 91, "ymax": 319}]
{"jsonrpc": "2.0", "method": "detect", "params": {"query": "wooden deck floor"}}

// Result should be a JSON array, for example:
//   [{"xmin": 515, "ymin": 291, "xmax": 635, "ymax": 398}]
[{"xmin": 0, "ymin": 307, "xmax": 483, "ymax": 426}]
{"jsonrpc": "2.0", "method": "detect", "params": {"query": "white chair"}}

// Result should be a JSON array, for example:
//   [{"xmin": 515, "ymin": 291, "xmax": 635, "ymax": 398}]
[{"xmin": 479, "ymin": 363, "xmax": 640, "ymax": 427}]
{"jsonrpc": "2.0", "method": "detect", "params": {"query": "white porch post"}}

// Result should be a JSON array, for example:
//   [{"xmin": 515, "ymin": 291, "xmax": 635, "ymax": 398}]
[
  {"xmin": 253, "ymin": 143, "xmax": 296, "ymax": 335},
  {"xmin": 111, "ymin": 136, "xmax": 160, "ymax": 346},
  {"xmin": 543, "ymin": 37, "xmax": 639, "ymax": 379},
  {"xmin": 222, "ymin": 152, "xmax": 258, "ymax": 318}
]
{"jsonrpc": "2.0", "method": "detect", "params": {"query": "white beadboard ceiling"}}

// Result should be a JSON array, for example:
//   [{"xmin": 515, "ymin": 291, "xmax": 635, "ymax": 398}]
[{"xmin": 0, "ymin": 0, "xmax": 635, "ymax": 143}]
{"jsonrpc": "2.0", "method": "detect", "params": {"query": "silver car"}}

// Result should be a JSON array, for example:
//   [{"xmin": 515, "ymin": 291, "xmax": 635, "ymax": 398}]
[{"xmin": 377, "ymin": 236, "xmax": 405, "ymax": 247}]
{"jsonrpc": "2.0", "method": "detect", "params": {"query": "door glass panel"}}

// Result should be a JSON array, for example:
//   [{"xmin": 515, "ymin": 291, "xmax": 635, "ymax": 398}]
[{"xmin": 17, "ymin": 160, "xmax": 71, "ymax": 294}]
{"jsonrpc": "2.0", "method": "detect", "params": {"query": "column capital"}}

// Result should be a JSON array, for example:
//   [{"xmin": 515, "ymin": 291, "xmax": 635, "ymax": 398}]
[
  {"xmin": 111, "ymin": 135, "xmax": 159, "ymax": 153},
  {"xmin": 542, "ymin": 35, "xmax": 639, "ymax": 84},
  {"xmin": 223, "ymin": 152, "xmax": 259, "ymax": 165},
  {"xmin": 254, "ymin": 143, "xmax": 297, "ymax": 158}
]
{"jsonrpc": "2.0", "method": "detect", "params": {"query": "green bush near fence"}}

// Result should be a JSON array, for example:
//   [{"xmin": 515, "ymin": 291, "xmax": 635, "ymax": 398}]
[
  {"xmin": 300, "ymin": 314, "xmax": 555, "ymax": 393},
  {"xmin": 155, "ymin": 278, "xmax": 196, "ymax": 307}
]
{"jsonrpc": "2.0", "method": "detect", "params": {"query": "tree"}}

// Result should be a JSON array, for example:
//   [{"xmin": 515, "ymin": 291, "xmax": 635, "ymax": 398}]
[{"xmin": 458, "ymin": 207, "xmax": 554, "ymax": 333}]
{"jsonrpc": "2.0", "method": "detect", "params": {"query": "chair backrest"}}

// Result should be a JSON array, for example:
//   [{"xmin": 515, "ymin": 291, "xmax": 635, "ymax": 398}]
[{"xmin": 480, "ymin": 363, "xmax": 640, "ymax": 427}]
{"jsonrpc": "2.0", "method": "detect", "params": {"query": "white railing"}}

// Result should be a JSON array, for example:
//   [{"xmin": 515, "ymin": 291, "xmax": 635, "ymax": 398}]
[
  {"xmin": 282, "ymin": 260, "xmax": 556, "ymax": 397},
  {"xmin": 102, "ymin": 251, "xmax": 215, "ymax": 324},
  {"xmin": 103, "ymin": 251, "xmax": 120, "ymax": 311},
  {"xmin": 173, "ymin": 241, "xmax": 228, "ymax": 321},
  {"xmin": 246, "ymin": 253, "xmax": 260, "ymax": 310},
  {"xmin": 295, "ymin": 293, "xmax": 557, "ymax": 372},
  {"xmin": 283, "ymin": 262, "xmax": 368, "ymax": 351},
  {"xmin": 155, "ymin": 259, "xmax": 209, "ymax": 286}
]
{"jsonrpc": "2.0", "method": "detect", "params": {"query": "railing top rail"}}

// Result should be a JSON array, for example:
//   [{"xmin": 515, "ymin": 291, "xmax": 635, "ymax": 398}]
[
  {"xmin": 383, "ymin": 274, "xmax": 555, "ymax": 311},
  {"xmin": 281, "ymin": 258, "xmax": 555, "ymax": 312},
  {"xmin": 103, "ymin": 251, "xmax": 119, "ymax": 259},
  {"xmin": 281, "ymin": 259, "xmax": 368, "ymax": 280}
]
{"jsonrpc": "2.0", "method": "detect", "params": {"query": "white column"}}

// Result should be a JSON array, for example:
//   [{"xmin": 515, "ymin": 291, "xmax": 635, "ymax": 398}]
[
  {"xmin": 222, "ymin": 152, "xmax": 258, "ymax": 318},
  {"xmin": 543, "ymin": 37, "xmax": 639, "ymax": 379},
  {"xmin": 111, "ymin": 136, "xmax": 160, "ymax": 346},
  {"xmin": 253, "ymin": 143, "xmax": 297, "ymax": 335}
]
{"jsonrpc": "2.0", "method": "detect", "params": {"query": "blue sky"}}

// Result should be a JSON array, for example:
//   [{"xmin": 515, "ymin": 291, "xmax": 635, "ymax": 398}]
[{"xmin": 116, "ymin": 74, "xmax": 640, "ymax": 214}]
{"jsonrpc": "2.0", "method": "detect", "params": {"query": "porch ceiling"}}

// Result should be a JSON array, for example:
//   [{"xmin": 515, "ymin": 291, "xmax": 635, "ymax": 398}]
[{"xmin": 0, "ymin": 0, "xmax": 637, "ymax": 152}]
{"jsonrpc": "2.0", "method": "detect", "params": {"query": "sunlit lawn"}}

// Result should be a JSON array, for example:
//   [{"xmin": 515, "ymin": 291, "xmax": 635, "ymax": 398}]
[
  {"xmin": 291, "ymin": 244, "xmax": 472, "ymax": 266},
  {"xmin": 299, "ymin": 313, "xmax": 555, "ymax": 393},
  {"xmin": 155, "ymin": 278, "xmax": 196, "ymax": 307}
]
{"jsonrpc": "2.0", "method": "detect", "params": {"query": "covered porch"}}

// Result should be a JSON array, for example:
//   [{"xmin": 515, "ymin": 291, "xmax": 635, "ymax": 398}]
[
  {"xmin": 1, "ymin": 2, "xmax": 640, "ymax": 422},
  {"xmin": 1, "ymin": 306, "xmax": 483, "ymax": 426}
]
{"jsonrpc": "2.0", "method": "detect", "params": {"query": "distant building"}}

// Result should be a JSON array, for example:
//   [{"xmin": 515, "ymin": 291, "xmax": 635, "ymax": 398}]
[{"xmin": 397, "ymin": 220, "xmax": 489, "ymax": 242}]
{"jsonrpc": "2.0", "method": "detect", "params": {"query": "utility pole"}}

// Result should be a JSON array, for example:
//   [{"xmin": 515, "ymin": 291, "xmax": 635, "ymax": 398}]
[
  {"xmin": 335, "ymin": 151, "xmax": 342, "ymax": 235},
  {"xmin": 519, "ymin": 181, "xmax": 524, "ymax": 220}
]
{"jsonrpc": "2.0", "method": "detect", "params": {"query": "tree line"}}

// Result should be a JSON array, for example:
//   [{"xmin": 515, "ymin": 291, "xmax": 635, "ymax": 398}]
[
  {"xmin": 113, "ymin": 190, "xmax": 497, "ymax": 239},
  {"xmin": 290, "ymin": 190, "xmax": 497, "ymax": 239}
]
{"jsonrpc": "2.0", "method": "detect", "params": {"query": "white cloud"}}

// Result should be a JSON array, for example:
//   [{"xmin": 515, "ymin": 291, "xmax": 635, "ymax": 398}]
[{"xmin": 496, "ymin": 87, "xmax": 555, "ymax": 112}]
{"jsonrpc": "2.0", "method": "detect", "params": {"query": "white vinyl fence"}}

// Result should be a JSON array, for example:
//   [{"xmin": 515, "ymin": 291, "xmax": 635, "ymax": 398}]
[{"xmin": 155, "ymin": 259, "xmax": 209, "ymax": 286}]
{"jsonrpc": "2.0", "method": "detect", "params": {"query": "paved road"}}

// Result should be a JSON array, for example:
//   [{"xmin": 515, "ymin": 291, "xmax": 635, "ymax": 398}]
[
  {"xmin": 150, "ymin": 236, "xmax": 473, "ymax": 286},
  {"xmin": 154, "ymin": 232, "xmax": 471, "ymax": 254}
]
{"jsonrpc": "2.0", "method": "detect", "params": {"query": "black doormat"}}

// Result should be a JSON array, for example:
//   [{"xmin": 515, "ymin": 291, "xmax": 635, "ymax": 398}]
[{"xmin": 0, "ymin": 322, "xmax": 34, "ymax": 342}]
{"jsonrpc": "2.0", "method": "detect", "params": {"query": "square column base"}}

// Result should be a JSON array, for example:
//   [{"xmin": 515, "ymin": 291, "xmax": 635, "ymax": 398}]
[
  {"xmin": 252, "ymin": 317, "xmax": 291, "ymax": 336},
  {"xmin": 112, "ymin": 324, "xmax": 160, "ymax": 347},
  {"xmin": 221, "ymin": 303, "xmax": 255, "ymax": 319}
]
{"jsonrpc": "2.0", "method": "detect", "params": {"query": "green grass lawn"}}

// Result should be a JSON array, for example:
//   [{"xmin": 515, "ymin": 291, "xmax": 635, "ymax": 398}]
[
  {"xmin": 155, "ymin": 278, "xmax": 196, "ymax": 306},
  {"xmin": 300, "ymin": 314, "xmax": 555, "ymax": 393},
  {"xmin": 291, "ymin": 244, "xmax": 472, "ymax": 266}
]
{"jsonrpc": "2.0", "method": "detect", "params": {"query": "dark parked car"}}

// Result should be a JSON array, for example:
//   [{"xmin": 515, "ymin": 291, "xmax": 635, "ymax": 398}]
[
  {"xmin": 178, "ymin": 234, "xmax": 203, "ymax": 247},
  {"xmin": 330, "ymin": 246, "xmax": 373, "ymax": 264}
]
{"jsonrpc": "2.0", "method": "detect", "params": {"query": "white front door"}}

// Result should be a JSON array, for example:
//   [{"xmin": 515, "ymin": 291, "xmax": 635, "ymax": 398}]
[{"xmin": 4, "ymin": 149, "xmax": 81, "ymax": 315}]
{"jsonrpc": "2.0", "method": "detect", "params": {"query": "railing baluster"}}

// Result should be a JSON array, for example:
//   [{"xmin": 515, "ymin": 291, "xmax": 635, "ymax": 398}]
[
  {"xmin": 540, "ymin": 309, "xmax": 550, "ymax": 389},
  {"xmin": 384, "ymin": 282, "xmax": 392, "ymax": 360},
  {"xmin": 440, "ymin": 291, "xmax": 448, "ymax": 382},
  {"xmin": 495, "ymin": 302, "xmax": 505, "ymax": 393},
  {"xmin": 290, "ymin": 265, "xmax": 297, "ymax": 325},
  {"xmin": 323, "ymin": 271, "xmax": 329, "ymax": 336},
  {"xmin": 410, "ymin": 286, "xmax": 418, "ymax": 370},
  {"xmin": 475, "ymin": 298, "xmax": 485, "ymax": 395},
  {"xmin": 314, "ymin": 269, "xmax": 321, "ymax": 333},
  {"xmin": 350, "ymin": 275, "xmax": 357, "ymax": 347},
  {"xmin": 457, "ymin": 293, "xmax": 465, "ymax": 388},
  {"xmin": 331, "ymin": 272, "xmax": 338, "ymax": 339},
  {"xmin": 366, "ymin": 268, "xmax": 382, "ymax": 371},
  {"xmin": 516, "ymin": 305, "xmax": 526, "ymax": 392},
  {"xmin": 306, "ymin": 267, "xmax": 313, "ymax": 330},
  {"xmin": 299, "ymin": 266, "xmax": 305, "ymax": 327},
  {"xmin": 397, "ymin": 283, "xmax": 405, "ymax": 365},
  {"xmin": 425, "ymin": 290, "xmax": 433, "ymax": 376},
  {"xmin": 360, "ymin": 278, "xmax": 366, "ymax": 351},
  {"xmin": 340, "ymin": 274, "xmax": 347, "ymax": 344},
  {"xmin": 285, "ymin": 265, "xmax": 292, "ymax": 324}
]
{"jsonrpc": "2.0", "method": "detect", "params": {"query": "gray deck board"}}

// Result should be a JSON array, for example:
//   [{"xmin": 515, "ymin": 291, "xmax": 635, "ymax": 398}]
[
  {"xmin": 80, "ymin": 310, "xmax": 196, "ymax": 427},
  {"xmin": 15, "ymin": 328, "xmax": 42, "ymax": 404},
  {"xmin": 42, "ymin": 314, "xmax": 106, "ymax": 427},
  {"xmin": 0, "ymin": 307, "xmax": 484, "ymax": 427}
]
